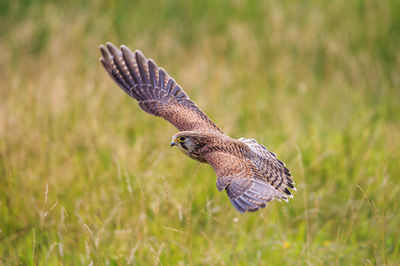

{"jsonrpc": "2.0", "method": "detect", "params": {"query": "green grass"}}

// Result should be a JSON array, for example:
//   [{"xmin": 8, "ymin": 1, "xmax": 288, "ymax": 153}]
[{"xmin": 1, "ymin": 0, "xmax": 400, "ymax": 264}]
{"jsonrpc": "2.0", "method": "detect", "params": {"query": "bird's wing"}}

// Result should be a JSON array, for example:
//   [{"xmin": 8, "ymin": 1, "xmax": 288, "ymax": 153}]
[
  {"xmin": 238, "ymin": 138, "xmax": 296, "ymax": 197},
  {"xmin": 100, "ymin": 43, "xmax": 224, "ymax": 134},
  {"xmin": 204, "ymin": 151, "xmax": 284, "ymax": 213}
]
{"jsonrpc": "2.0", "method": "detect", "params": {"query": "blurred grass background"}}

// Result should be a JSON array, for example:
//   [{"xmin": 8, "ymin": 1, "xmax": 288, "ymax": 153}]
[{"xmin": 1, "ymin": 0, "xmax": 400, "ymax": 264}]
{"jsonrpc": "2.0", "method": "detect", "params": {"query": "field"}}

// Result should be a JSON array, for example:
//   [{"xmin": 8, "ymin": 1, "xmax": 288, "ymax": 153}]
[{"xmin": 1, "ymin": 0, "xmax": 400, "ymax": 264}]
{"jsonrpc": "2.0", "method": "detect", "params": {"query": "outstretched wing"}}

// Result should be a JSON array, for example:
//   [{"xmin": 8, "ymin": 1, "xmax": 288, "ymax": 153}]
[
  {"xmin": 100, "ymin": 42, "xmax": 224, "ymax": 134},
  {"xmin": 204, "ymin": 151, "xmax": 285, "ymax": 213}
]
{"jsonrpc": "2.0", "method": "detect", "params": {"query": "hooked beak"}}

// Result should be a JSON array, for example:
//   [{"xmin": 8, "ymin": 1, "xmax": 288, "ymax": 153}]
[{"xmin": 170, "ymin": 141, "xmax": 176, "ymax": 147}]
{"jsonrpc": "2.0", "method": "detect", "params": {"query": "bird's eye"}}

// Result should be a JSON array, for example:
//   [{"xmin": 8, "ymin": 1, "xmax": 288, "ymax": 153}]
[{"xmin": 178, "ymin": 136, "xmax": 185, "ymax": 142}]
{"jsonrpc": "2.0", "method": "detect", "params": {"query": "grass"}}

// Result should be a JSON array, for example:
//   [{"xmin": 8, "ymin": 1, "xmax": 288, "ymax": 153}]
[{"xmin": 1, "ymin": 0, "xmax": 400, "ymax": 264}]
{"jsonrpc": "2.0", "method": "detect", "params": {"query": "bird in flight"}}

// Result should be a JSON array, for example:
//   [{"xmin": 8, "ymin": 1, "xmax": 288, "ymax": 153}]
[{"xmin": 100, "ymin": 43, "xmax": 296, "ymax": 213}]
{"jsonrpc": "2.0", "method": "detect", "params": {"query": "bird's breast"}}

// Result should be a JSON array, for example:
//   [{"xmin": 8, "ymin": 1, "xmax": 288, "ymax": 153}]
[{"xmin": 178, "ymin": 148, "xmax": 207, "ymax": 163}]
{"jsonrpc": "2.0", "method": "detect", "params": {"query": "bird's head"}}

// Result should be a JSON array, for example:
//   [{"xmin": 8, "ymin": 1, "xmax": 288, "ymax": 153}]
[{"xmin": 170, "ymin": 131, "xmax": 209, "ymax": 158}]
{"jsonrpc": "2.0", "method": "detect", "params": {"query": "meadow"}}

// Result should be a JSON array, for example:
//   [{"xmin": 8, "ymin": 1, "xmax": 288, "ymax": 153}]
[{"xmin": 1, "ymin": 0, "xmax": 400, "ymax": 264}]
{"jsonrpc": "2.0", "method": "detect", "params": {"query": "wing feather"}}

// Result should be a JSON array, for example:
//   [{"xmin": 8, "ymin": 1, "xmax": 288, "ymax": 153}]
[
  {"xmin": 204, "ymin": 151, "xmax": 283, "ymax": 213},
  {"xmin": 238, "ymin": 138, "xmax": 296, "ymax": 195},
  {"xmin": 100, "ymin": 42, "xmax": 224, "ymax": 134}
]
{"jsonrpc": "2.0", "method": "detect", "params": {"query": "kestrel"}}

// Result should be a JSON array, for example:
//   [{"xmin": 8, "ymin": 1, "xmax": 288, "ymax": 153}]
[{"xmin": 100, "ymin": 43, "xmax": 296, "ymax": 213}]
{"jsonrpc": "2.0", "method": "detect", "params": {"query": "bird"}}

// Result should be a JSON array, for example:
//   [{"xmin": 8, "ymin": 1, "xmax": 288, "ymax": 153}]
[{"xmin": 99, "ymin": 42, "xmax": 296, "ymax": 213}]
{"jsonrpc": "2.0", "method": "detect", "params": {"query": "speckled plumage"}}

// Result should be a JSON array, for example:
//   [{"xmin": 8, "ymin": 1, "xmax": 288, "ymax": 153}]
[{"xmin": 100, "ymin": 43, "xmax": 296, "ymax": 213}]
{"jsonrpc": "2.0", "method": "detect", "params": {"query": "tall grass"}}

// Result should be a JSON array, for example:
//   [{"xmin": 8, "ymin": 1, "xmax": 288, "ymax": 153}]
[{"xmin": 1, "ymin": 0, "xmax": 399, "ymax": 264}]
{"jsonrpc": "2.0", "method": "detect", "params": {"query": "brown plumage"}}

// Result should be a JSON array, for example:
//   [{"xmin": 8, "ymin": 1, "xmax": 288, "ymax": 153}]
[{"xmin": 100, "ymin": 42, "xmax": 296, "ymax": 213}]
